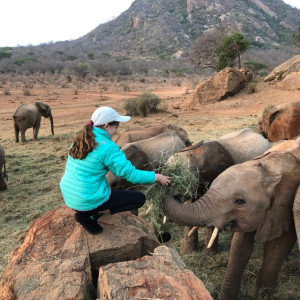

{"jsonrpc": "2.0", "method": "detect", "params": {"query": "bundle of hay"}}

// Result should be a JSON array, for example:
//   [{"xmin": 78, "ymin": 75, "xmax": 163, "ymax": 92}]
[{"xmin": 144, "ymin": 156, "xmax": 199, "ymax": 233}]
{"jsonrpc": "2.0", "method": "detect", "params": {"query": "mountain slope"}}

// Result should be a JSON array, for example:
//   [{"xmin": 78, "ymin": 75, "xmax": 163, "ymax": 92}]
[{"xmin": 76, "ymin": 0, "xmax": 300, "ymax": 56}]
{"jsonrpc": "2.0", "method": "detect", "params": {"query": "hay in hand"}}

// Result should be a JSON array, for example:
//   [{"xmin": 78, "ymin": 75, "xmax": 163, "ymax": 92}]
[{"xmin": 144, "ymin": 155, "xmax": 199, "ymax": 234}]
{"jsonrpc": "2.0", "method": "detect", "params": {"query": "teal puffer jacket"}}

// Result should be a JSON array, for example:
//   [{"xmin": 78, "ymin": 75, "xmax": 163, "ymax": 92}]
[{"xmin": 60, "ymin": 127, "xmax": 155, "ymax": 211}]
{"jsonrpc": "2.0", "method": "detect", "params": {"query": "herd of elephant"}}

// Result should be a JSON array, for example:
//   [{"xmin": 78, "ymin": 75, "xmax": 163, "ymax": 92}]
[{"xmin": 0, "ymin": 100, "xmax": 300, "ymax": 299}]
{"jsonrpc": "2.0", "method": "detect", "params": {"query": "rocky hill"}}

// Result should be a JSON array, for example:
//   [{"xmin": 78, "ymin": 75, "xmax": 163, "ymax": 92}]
[
  {"xmin": 77, "ymin": 0, "xmax": 300, "ymax": 56},
  {"xmin": 0, "ymin": 0, "xmax": 299, "ymax": 74}
]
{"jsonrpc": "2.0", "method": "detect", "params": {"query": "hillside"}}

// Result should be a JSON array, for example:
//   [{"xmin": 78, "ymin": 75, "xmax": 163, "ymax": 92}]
[
  {"xmin": 0, "ymin": 0, "xmax": 299, "ymax": 75},
  {"xmin": 79, "ymin": 0, "xmax": 300, "ymax": 56}
]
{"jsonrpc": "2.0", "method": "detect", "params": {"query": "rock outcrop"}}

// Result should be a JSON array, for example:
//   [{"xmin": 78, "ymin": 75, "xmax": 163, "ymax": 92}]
[
  {"xmin": 0, "ymin": 206, "xmax": 213, "ymax": 300},
  {"xmin": 188, "ymin": 67, "xmax": 252, "ymax": 108},
  {"xmin": 0, "ymin": 207, "xmax": 159, "ymax": 300},
  {"xmin": 98, "ymin": 245, "xmax": 213, "ymax": 300},
  {"xmin": 264, "ymin": 54, "xmax": 300, "ymax": 91}
]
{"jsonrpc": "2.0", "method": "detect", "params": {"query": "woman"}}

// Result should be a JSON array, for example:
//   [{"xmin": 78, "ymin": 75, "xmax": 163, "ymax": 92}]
[{"xmin": 60, "ymin": 106, "xmax": 170, "ymax": 234}]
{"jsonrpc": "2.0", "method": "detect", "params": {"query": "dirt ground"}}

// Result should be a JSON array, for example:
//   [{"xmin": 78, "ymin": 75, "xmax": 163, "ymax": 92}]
[{"xmin": 1, "ymin": 77, "xmax": 300, "ymax": 144}]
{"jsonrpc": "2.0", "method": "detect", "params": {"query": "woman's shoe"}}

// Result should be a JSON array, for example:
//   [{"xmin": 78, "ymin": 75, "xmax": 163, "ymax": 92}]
[{"xmin": 75, "ymin": 213, "xmax": 103, "ymax": 234}]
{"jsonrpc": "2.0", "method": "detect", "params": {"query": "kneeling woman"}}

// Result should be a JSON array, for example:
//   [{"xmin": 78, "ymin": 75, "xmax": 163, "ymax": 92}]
[{"xmin": 60, "ymin": 106, "xmax": 170, "ymax": 234}]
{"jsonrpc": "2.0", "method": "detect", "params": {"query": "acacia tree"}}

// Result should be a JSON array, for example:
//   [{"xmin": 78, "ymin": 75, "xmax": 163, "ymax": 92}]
[
  {"xmin": 214, "ymin": 33, "xmax": 250, "ymax": 71},
  {"xmin": 189, "ymin": 26, "xmax": 226, "ymax": 69}
]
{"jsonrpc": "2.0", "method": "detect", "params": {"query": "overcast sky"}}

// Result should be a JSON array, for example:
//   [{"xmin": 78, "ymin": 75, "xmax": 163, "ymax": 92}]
[{"xmin": 0, "ymin": 0, "xmax": 299, "ymax": 47}]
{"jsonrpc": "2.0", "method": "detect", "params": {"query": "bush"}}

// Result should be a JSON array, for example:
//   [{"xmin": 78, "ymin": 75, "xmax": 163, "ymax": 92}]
[
  {"xmin": 124, "ymin": 93, "xmax": 162, "ymax": 117},
  {"xmin": 247, "ymin": 82, "xmax": 257, "ymax": 94}
]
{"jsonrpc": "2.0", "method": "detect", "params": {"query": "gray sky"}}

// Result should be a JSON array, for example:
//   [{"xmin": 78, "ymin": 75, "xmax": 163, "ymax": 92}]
[{"xmin": 0, "ymin": 0, "xmax": 299, "ymax": 47}]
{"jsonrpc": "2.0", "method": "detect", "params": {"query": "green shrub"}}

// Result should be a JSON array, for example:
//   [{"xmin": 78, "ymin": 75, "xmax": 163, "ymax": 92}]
[
  {"xmin": 247, "ymin": 82, "xmax": 257, "ymax": 94},
  {"xmin": 124, "ymin": 93, "xmax": 162, "ymax": 117},
  {"xmin": 3, "ymin": 87, "xmax": 11, "ymax": 95}
]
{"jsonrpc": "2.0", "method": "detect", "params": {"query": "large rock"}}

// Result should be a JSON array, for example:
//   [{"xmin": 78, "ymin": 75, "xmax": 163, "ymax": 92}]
[
  {"xmin": 0, "ymin": 206, "xmax": 159, "ymax": 300},
  {"xmin": 189, "ymin": 67, "xmax": 252, "ymax": 108},
  {"xmin": 264, "ymin": 54, "xmax": 300, "ymax": 91},
  {"xmin": 98, "ymin": 245, "xmax": 213, "ymax": 300}
]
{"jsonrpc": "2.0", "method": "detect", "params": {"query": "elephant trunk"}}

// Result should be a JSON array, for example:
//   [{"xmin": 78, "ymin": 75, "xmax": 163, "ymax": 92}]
[
  {"xmin": 163, "ymin": 193, "xmax": 215, "ymax": 227},
  {"xmin": 293, "ymin": 187, "xmax": 300, "ymax": 250},
  {"xmin": 49, "ymin": 112, "xmax": 54, "ymax": 135}
]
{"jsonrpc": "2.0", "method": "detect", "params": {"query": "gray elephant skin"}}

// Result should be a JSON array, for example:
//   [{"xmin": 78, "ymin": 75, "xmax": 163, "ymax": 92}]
[
  {"xmin": 163, "ymin": 139, "xmax": 300, "ymax": 299},
  {"xmin": 0, "ymin": 145, "xmax": 7, "ymax": 191},
  {"xmin": 12, "ymin": 102, "xmax": 54, "ymax": 142},
  {"xmin": 294, "ymin": 186, "xmax": 300, "ymax": 251},
  {"xmin": 107, "ymin": 131, "xmax": 187, "ymax": 190},
  {"xmin": 115, "ymin": 124, "xmax": 192, "ymax": 147},
  {"xmin": 166, "ymin": 128, "xmax": 271, "ymax": 254}
]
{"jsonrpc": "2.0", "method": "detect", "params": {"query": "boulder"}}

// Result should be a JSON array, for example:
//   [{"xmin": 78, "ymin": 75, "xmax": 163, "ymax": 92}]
[
  {"xmin": 0, "ymin": 207, "xmax": 159, "ymax": 300},
  {"xmin": 264, "ymin": 54, "xmax": 300, "ymax": 91},
  {"xmin": 98, "ymin": 245, "xmax": 213, "ymax": 300},
  {"xmin": 188, "ymin": 67, "xmax": 252, "ymax": 108}
]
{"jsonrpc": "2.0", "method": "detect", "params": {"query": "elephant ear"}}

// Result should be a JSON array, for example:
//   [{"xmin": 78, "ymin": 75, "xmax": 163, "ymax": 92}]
[
  {"xmin": 35, "ymin": 102, "xmax": 50, "ymax": 117},
  {"xmin": 254, "ymin": 158, "xmax": 292, "ymax": 243},
  {"xmin": 268, "ymin": 110, "xmax": 284, "ymax": 141}
]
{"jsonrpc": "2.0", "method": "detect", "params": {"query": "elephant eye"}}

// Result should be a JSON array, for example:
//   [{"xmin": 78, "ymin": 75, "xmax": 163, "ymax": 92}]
[{"xmin": 234, "ymin": 198, "xmax": 245, "ymax": 206}]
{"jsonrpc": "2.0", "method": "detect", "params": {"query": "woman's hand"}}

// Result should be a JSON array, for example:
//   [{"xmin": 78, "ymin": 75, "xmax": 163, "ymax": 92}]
[{"xmin": 155, "ymin": 174, "xmax": 171, "ymax": 186}]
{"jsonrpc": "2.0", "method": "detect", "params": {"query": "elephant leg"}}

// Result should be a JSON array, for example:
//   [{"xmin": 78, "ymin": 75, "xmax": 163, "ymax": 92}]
[
  {"xmin": 20, "ymin": 129, "xmax": 27, "ymax": 143},
  {"xmin": 182, "ymin": 225, "xmax": 198, "ymax": 254},
  {"xmin": 255, "ymin": 227, "xmax": 296, "ymax": 299},
  {"xmin": 220, "ymin": 231, "xmax": 255, "ymax": 300},
  {"xmin": 202, "ymin": 227, "xmax": 219, "ymax": 254},
  {"xmin": 33, "ymin": 126, "xmax": 39, "ymax": 140},
  {"xmin": 14, "ymin": 123, "xmax": 19, "ymax": 143}
]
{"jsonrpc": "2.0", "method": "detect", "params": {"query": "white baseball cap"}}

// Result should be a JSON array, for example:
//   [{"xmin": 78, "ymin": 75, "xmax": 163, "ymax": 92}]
[{"xmin": 91, "ymin": 106, "xmax": 131, "ymax": 126}]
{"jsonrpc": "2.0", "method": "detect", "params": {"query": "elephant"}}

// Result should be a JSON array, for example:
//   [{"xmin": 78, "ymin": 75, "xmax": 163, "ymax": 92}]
[
  {"xmin": 163, "ymin": 139, "xmax": 300, "ymax": 299},
  {"xmin": 115, "ymin": 124, "xmax": 192, "ymax": 147},
  {"xmin": 0, "ymin": 145, "xmax": 7, "ymax": 191},
  {"xmin": 107, "ymin": 131, "xmax": 187, "ymax": 191},
  {"xmin": 256, "ymin": 101, "xmax": 300, "ymax": 142},
  {"xmin": 294, "ymin": 186, "xmax": 300, "ymax": 251},
  {"xmin": 107, "ymin": 131, "xmax": 187, "ymax": 241},
  {"xmin": 12, "ymin": 102, "xmax": 54, "ymax": 142},
  {"xmin": 166, "ymin": 128, "xmax": 271, "ymax": 254}
]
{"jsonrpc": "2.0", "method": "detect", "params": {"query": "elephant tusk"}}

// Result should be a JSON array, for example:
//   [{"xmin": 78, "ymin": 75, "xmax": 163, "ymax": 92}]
[
  {"xmin": 207, "ymin": 227, "xmax": 219, "ymax": 249},
  {"xmin": 187, "ymin": 226, "xmax": 199, "ymax": 237},
  {"xmin": 145, "ymin": 204, "xmax": 152, "ymax": 215},
  {"xmin": 163, "ymin": 216, "xmax": 167, "ymax": 224}
]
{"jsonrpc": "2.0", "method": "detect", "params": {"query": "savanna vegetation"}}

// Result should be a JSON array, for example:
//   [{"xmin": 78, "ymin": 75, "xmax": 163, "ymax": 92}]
[{"xmin": 0, "ymin": 71, "xmax": 299, "ymax": 299}]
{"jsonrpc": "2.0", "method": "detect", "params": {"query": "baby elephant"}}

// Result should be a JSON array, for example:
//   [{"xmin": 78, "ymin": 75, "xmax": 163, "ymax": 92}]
[
  {"xmin": 0, "ymin": 145, "xmax": 7, "ymax": 191},
  {"xmin": 12, "ymin": 102, "xmax": 54, "ymax": 142}
]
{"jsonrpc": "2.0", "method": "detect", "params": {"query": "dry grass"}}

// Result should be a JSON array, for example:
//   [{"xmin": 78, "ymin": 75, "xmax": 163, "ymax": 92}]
[{"xmin": 0, "ymin": 73, "xmax": 299, "ymax": 299}]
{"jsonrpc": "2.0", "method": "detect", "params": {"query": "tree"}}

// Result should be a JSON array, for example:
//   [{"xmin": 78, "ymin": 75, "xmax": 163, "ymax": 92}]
[
  {"xmin": 73, "ymin": 63, "xmax": 90, "ymax": 79},
  {"xmin": 214, "ymin": 33, "xmax": 250, "ymax": 71},
  {"xmin": 189, "ymin": 26, "xmax": 226, "ymax": 69}
]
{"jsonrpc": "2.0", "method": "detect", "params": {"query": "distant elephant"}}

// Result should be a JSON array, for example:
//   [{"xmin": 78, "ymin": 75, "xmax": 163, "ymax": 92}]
[
  {"xmin": 256, "ymin": 101, "xmax": 300, "ymax": 142},
  {"xmin": 115, "ymin": 124, "xmax": 192, "ymax": 147},
  {"xmin": 107, "ymin": 131, "xmax": 187, "ymax": 190},
  {"xmin": 12, "ymin": 102, "xmax": 54, "ymax": 142},
  {"xmin": 166, "ymin": 128, "xmax": 271, "ymax": 254},
  {"xmin": 163, "ymin": 139, "xmax": 300, "ymax": 299},
  {"xmin": 0, "ymin": 145, "xmax": 7, "ymax": 191}
]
